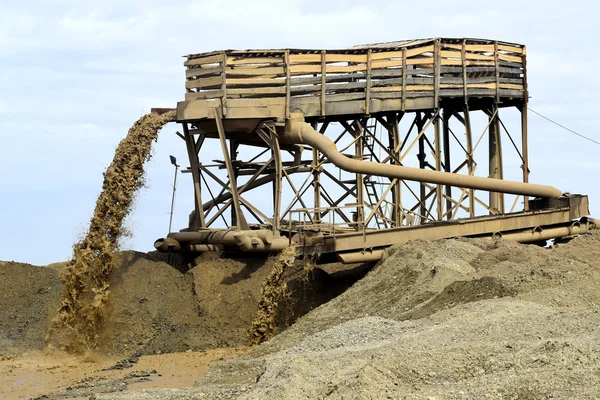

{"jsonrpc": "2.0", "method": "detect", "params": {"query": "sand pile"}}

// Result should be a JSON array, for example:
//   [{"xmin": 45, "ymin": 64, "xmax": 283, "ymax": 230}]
[
  {"xmin": 48, "ymin": 111, "xmax": 176, "ymax": 352},
  {"xmin": 96, "ymin": 231, "xmax": 600, "ymax": 399},
  {"xmin": 0, "ymin": 261, "xmax": 62, "ymax": 355},
  {"xmin": 1, "ymin": 250, "xmax": 358, "ymax": 358}
]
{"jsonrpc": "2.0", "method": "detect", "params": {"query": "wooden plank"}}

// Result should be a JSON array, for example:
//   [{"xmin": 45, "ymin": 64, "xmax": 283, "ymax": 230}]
[
  {"xmin": 289, "ymin": 64, "xmax": 321, "ymax": 74},
  {"xmin": 443, "ymin": 43, "xmax": 495, "ymax": 53},
  {"xmin": 186, "ymin": 76, "xmax": 223, "ymax": 89},
  {"xmin": 441, "ymin": 76, "xmax": 495, "ymax": 84},
  {"xmin": 441, "ymin": 59, "xmax": 495, "ymax": 66},
  {"xmin": 405, "ymin": 45, "xmax": 435, "ymax": 58},
  {"xmin": 405, "ymin": 57, "xmax": 434, "ymax": 66},
  {"xmin": 227, "ymin": 57, "xmax": 283, "ymax": 65},
  {"xmin": 290, "ymin": 53, "xmax": 367, "ymax": 63},
  {"xmin": 372, "ymin": 85, "xmax": 434, "ymax": 92},
  {"xmin": 371, "ymin": 51, "xmax": 404, "ymax": 60},
  {"xmin": 225, "ymin": 77, "xmax": 286, "ymax": 86},
  {"xmin": 441, "ymin": 83, "xmax": 497, "ymax": 89},
  {"xmin": 437, "ymin": 82, "xmax": 523, "ymax": 90},
  {"xmin": 289, "ymin": 64, "xmax": 368, "ymax": 74},
  {"xmin": 289, "ymin": 54, "xmax": 321, "ymax": 63},
  {"xmin": 185, "ymin": 90, "xmax": 224, "ymax": 100},
  {"xmin": 440, "ymin": 50, "xmax": 463, "ymax": 59},
  {"xmin": 227, "ymin": 87, "xmax": 287, "ymax": 95},
  {"xmin": 185, "ymin": 53, "xmax": 224, "ymax": 66},
  {"xmin": 186, "ymin": 67, "xmax": 222, "ymax": 78},
  {"xmin": 370, "ymin": 45, "xmax": 434, "ymax": 61},
  {"xmin": 371, "ymin": 59, "xmax": 404, "ymax": 68},
  {"xmin": 498, "ymin": 53, "xmax": 522, "ymax": 63},
  {"xmin": 497, "ymin": 44, "xmax": 524, "ymax": 54},
  {"xmin": 226, "ymin": 67, "xmax": 285, "ymax": 76},
  {"xmin": 499, "ymin": 83, "xmax": 524, "ymax": 90}
]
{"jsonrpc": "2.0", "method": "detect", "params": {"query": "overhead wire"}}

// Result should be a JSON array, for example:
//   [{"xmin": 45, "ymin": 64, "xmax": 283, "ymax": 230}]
[{"xmin": 528, "ymin": 107, "xmax": 600, "ymax": 147}]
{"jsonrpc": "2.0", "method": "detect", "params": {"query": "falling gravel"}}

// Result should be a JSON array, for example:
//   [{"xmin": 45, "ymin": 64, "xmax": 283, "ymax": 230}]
[{"xmin": 47, "ymin": 111, "xmax": 176, "ymax": 353}]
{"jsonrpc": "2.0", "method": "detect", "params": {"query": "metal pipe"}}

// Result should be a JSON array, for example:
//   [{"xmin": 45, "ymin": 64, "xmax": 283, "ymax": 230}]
[
  {"xmin": 168, "ymin": 229, "xmax": 274, "ymax": 245},
  {"xmin": 336, "ymin": 221, "xmax": 595, "ymax": 263},
  {"xmin": 286, "ymin": 113, "xmax": 562, "ymax": 199},
  {"xmin": 154, "ymin": 237, "xmax": 181, "ymax": 252},
  {"xmin": 233, "ymin": 233, "xmax": 289, "ymax": 252}
]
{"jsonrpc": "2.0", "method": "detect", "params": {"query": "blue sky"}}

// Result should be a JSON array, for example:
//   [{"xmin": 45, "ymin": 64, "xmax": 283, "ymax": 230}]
[{"xmin": 1, "ymin": 0, "xmax": 599, "ymax": 265}]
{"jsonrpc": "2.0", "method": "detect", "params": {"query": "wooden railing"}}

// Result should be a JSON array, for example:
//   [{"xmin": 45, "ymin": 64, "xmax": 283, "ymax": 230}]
[{"xmin": 184, "ymin": 39, "xmax": 526, "ymax": 118}]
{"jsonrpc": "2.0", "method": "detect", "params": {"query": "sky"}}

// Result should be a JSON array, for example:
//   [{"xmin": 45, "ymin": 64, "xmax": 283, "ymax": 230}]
[{"xmin": 1, "ymin": 0, "xmax": 599, "ymax": 265}]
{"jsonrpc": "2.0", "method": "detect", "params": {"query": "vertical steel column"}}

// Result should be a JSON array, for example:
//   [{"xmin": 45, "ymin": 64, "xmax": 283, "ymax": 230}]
[
  {"xmin": 270, "ymin": 130, "xmax": 282, "ymax": 232},
  {"xmin": 354, "ymin": 121, "xmax": 365, "ymax": 230},
  {"xmin": 434, "ymin": 115, "xmax": 443, "ymax": 220},
  {"xmin": 182, "ymin": 122, "xmax": 206, "ymax": 229},
  {"xmin": 230, "ymin": 139, "xmax": 238, "ymax": 227},
  {"xmin": 489, "ymin": 104, "xmax": 505, "ymax": 214},
  {"xmin": 312, "ymin": 121, "xmax": 321, "ymax": 224},
  {"xmin": 462, "ymin": 39, "xmax": 475, "ymax": 218},
  {"xmin": 442, "ymin": 108, "xmax": 452, "ymax": 220},
  {"xmin": 388, "ymin": 113, "xmax": 402, "ymax": 226},
  {"xmin": 416, "ymin": 112, "xmax": 427, "ymax": 223},
  {"xmin": 521, "ymin": 46, "xmax": 530, "ymax": 210},
  {"xmin": 215, "ymin": 109, "xmax": 248, "ymax": 229}
]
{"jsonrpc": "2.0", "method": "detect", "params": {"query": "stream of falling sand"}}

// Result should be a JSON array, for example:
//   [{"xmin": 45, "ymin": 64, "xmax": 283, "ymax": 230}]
[{"xmin": 47, "ymin": 110, "xmax": 176, "ymax": 353}]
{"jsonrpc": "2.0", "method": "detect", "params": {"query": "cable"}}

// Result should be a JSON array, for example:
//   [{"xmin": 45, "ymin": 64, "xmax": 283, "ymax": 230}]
[{"xmin": 528, "ymin": 107, "xmax": 600, "ymax": 147}]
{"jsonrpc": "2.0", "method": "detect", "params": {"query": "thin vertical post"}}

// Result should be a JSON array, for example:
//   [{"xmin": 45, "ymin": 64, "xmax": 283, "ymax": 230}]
[
  {"xmin": 434, "ymin": 115, "xmax": 443, "ymax": 220},
  {"xmin": 271, "ymin": 130, "xmax": 282, "ymax": 232},
  {"xmin": 354, "ymin": 120, "xmax": 364, "ymax": 230},
  {"xmin": 230, "ymin": 139, "xmax": 238, "ymax": 227},
  {"xmin": 489, "ymin": 104, "xmax": 504, "ymax": 214},
  {"xmin": 388, "ymin": 113, "xmax": 402, "ymax": 226},
  {"xmin": 521, "ymin": 46, "xmax": 530, "ymax": 210},
  {"xmin": 442, "ymin": 108, "xmax": 452, "ymax": 220},
  {"xmin": 182, "ymin": 122, "xmax": 206, "ymax": 228},
  {"xmin": 416, "ymin": 113, "xmax": 427, "ymax": 222},
  {"xmin": 312, "ymin": 121, "xmax": 321, "ymax": 224}
]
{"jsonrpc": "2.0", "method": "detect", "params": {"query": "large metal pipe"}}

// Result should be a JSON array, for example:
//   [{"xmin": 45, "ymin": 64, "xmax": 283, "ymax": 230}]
[
  {"xmin": 286, "ymin": 114, "xmax": 562, "ymax": 199},
  {"xmin": 336, "ymin": 220, "xmax": 595, "ymax": 263}
]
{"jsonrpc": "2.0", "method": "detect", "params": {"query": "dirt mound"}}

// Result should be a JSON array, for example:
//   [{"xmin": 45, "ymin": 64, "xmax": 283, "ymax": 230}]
[
  {"xmin": 48, "ymin": 111, "xmax": 176, "ymax": 353},
  {"xmin": 0, "ymin": 262, "xmax": 62, "ymax": 355},
  {"xmin": 1, "ymin": 247, "xmax": 366, "ymax": 360},
  {"xmin": 96, "ymin": 232, "xmax": 600, "ymax": 399}
]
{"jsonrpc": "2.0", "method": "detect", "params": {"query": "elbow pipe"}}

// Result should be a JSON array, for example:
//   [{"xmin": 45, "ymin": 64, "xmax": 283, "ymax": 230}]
[
  {"xmin": 286, "ymin": 117, "xmax": 562, "ymax": 199},
  {"xmin": 154, "ymin": 237, "xmax": 181, "ymax": 252}
]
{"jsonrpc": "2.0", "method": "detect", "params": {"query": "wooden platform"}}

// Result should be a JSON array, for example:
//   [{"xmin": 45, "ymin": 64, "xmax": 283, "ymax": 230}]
[{"xmin": 177, "ymin": 38, "xmax": 526, "ymax": 122}]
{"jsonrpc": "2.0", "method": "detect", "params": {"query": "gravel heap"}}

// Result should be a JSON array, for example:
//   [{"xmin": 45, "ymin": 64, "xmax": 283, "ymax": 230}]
[{"xmin": 97, "ymin": 231, "xmax": 600, "ymax": 399}]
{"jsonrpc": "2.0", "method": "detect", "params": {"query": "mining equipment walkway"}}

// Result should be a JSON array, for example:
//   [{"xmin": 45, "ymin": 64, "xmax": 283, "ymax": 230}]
[{"xmin": 154, "ymin": 38, "xmax": 594, "ymax": 263}]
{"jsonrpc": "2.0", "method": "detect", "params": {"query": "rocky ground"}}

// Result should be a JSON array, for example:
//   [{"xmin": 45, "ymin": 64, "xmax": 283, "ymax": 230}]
[{"xmin": 2, "ymin": 232, "xmax": 600, "ymax": 399}]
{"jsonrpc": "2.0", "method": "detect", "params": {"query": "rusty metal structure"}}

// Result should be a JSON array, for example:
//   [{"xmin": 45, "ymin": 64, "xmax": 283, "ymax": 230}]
[{"xmin": 154, "ymin": 38, "xmax": 593, "ymax": 263}]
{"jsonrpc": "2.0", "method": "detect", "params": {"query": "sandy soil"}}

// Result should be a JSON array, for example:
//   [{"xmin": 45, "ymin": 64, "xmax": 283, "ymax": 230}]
[{"xmin": 0, "ymin": 347, "xmax": 247, "ymax": 400}]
